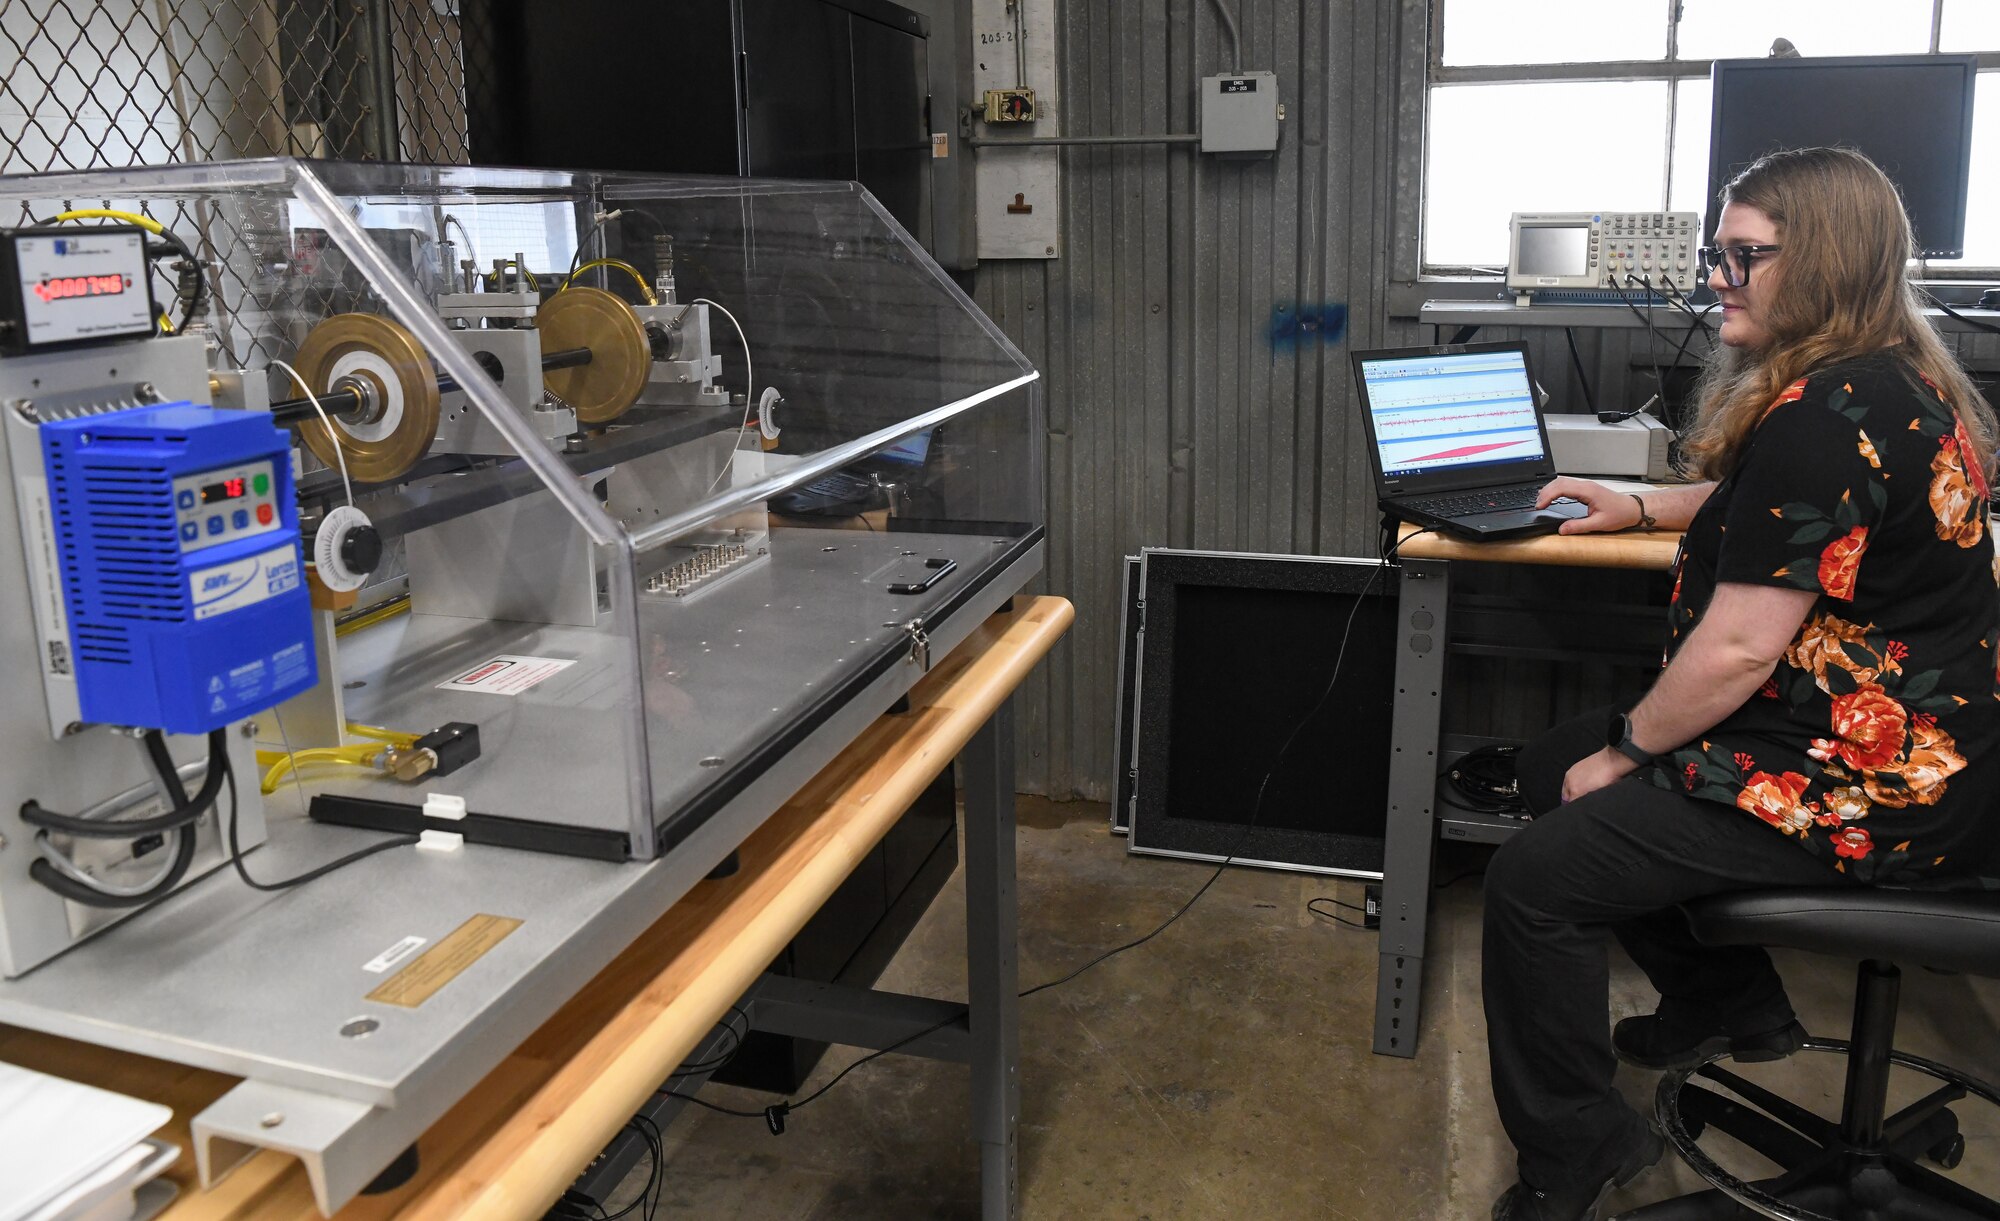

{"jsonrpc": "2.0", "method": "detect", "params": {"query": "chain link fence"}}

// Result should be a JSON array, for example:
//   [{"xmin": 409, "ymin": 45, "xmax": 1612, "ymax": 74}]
[{"xmin": 0, "ymin": 0, "xmax": 470, "ymax": 367}]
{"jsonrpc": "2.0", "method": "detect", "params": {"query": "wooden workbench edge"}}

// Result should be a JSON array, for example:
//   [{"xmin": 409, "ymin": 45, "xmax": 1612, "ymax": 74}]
[
  {"xmin": 386, "ymin": 595, "xmax": 1074, "ymax": 1220},
  {"xmin": 1396, "ymin": 521, "xmax": 1683, "ymax": 570}
]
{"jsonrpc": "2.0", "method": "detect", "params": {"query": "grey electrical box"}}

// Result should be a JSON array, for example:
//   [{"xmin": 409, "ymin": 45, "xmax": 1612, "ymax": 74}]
[{"xmin": 1200, "ymin": 71, "xmax": 1281, "ymax": 155}]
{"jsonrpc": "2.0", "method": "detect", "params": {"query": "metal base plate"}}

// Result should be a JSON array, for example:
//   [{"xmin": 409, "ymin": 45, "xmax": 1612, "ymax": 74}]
[
  {"xmin": 0, "ymin": 528, "xmax": 1039, "ymax": 1213},
  {"xmin": 335, "ymin": 528, "xmax": 1010, "ymax": 835}
]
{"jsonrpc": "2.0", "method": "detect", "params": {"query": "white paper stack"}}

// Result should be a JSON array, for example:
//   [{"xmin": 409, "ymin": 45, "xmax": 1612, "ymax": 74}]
[{"xmin": 0, "ymin": 1062, "xmax": 179, "ymax": 1221}]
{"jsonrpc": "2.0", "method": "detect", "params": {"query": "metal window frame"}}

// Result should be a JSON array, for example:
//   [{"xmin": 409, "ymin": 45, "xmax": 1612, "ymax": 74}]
[{"xmin": 1412, "ymin": 0, "xmax": 2000, "ymax": 276}]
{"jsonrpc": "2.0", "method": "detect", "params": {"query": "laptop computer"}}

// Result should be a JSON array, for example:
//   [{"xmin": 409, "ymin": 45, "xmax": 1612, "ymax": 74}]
[
  {"xmin": 1349, "ymin": 341, "xmax": 1586, "ymax": 539},
  {"xmin": 768, "ymin": 427, "xmax": 936, "ymax": 517}
]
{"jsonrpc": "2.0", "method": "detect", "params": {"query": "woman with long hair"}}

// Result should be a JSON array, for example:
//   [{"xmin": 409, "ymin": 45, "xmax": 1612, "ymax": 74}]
[{"xmin": 1486, "ymin": 146, "xmax": 2000, "ymax": 1220}]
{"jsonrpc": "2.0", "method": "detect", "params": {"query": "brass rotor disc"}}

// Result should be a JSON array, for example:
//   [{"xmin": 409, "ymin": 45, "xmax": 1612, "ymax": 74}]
[
  {"xmin": 292, "ymin": 313, "xmax": 440, "ymax": 483},
  {"xmin": 535, "ymin": 286, "xmax": 649, "ymax": 424}
]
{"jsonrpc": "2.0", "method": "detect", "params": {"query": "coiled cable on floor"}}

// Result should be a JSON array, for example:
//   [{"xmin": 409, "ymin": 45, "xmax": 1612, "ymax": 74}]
[{"xmin": 1438, "ymin": 744, "xmax": 1528, "ymax": 818}]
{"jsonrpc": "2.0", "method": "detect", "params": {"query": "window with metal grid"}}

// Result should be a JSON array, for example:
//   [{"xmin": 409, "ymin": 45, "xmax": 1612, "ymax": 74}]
[{"xmin": 1424, "ymin": 0, "xmax": 2000, "ymax": 273}]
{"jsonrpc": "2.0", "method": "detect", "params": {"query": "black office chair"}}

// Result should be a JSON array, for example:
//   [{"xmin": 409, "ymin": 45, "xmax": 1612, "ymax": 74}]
[{"xmin": 1613, "ymin": 885, "xmax": 2000, "ymax": 1221}]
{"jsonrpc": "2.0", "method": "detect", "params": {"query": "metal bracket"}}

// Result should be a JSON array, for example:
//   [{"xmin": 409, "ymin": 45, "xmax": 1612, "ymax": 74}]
[
  {"xmin": 900, "ymin": 618, "xmax": 933, "ymax": 671},
  {"xmin": 193, "ymin": 1079, "xmax": 425, "ymax": 1215}
]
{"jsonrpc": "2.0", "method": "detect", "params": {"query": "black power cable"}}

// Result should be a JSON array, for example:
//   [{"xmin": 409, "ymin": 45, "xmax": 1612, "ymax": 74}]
[
  {"xmin": 1612, "ymin": 276, "xmax": 1670, "ymax": 409},
  {"xmin": 1438, "ymin": 744, "xmax": 1528, "ymax": 818},
  {"xmin": 1924, "ymin": 289, "xmax": 2000, "ymax": 337},
  {"xmin": 20, "ymin": 729, "xmax": 228, "ymax": 838},
  {"xmin": 223, "ymin": 759, "xmax": 416, "ymax": 892},
  {"xmin": 1563, "ymin": 327, "xmax": 1599, "ymax": 416},
  {"xmin": 1306, "ymin": 895, "xmax": 1372, "ymax": 930},
  {"xmin": 23, "ymin": 730, "xmax": 229, "ymax": 910}
]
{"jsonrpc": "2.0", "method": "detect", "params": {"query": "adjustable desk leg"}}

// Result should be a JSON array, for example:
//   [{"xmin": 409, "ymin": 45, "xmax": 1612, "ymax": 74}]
[
  {"xmin": 962, "ymin": 698, "xmax": 1021, "ymax": 1220},
  {"xmin": 1373, "ymin": 559, "xmax": 1450, "ymax": 1058}
]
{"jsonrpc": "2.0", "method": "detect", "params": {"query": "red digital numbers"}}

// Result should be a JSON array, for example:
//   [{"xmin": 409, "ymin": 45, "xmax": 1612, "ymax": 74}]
[
  {"xmin": 31, "ymin": 274, "xmax": 129, "ymax": 304},
  {"xmin": 225, "ymin": 477, "xmax": 245, "ymax": 498}
]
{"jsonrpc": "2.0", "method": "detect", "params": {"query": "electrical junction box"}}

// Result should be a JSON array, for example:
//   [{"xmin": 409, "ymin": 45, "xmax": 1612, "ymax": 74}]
[
  {"xmin": 1545, "ymin": 413, "xmax": 1675, "ymax": 481},
  {"xmin": 983, "ymin": 88, "xmax": 1037, "ymax": 123},
  {"xmin": 39, "ymin": 402, "xmax": 315, "ymax": 734},
  {"xmin": 1200, "ymin": 71, "xmax": 1281, "ymax": 155}
]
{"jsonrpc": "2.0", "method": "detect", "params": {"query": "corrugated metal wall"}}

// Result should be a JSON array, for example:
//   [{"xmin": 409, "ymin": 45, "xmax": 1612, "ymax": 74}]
[
  {"xmin": 973, "ymin": 0, "xmax": 2000, "ymax": 801},
  {"xmin": 977, "ymin": 0, "xmax": 1428, "ymax": 800}
]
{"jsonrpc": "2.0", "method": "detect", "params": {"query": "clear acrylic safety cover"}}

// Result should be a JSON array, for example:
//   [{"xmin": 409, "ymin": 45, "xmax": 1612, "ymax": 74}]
[{"xmin": 0, "ymin": 157, "xmax": 1042, "ymax": 859}]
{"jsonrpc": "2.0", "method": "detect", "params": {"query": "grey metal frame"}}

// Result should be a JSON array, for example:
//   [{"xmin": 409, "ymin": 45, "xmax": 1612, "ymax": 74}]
[
  {"xmin": 1109, "ymin": 554, "xmax": 1141, "ymax": 836},
  {"xmin": 1370, "ymin": 552, "xmax": 1669, "ymax": 1057},
  {"xmin": 583, "ymin": 699, "xmax": 1023, "ymax": 1219},
  {"xmin": 1124, "ymin": 546, "xmax": 1397, "ymax": 880},
  {"xmin": 1372, "ymin": 558, "xmax": 1450, "ymax": 1057}
]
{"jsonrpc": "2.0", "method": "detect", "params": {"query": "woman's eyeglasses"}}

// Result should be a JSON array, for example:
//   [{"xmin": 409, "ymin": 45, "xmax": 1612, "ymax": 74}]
[{"xmin": 1697, "ymin": 244, "xmax": 1782, "ymax": 288}]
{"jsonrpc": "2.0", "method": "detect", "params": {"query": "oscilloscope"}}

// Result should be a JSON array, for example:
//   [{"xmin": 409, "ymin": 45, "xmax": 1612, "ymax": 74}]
[{"xmin": 1506, "ymin": 211, "xmax": 1700, "ymax": 298}]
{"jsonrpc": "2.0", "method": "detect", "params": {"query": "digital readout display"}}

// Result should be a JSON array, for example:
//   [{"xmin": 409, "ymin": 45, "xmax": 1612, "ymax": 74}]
[
  {"xmin": 200, "ymin": 477, "xmax": 247, "ymax": 504},
  {"xmin": 33, "ymin": 274, "xmax": 130, "ymax": 303}
]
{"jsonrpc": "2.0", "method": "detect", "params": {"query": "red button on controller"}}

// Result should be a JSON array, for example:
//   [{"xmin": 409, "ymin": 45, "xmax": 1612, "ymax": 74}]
[{"xmin": 255, "ymin": 503, "xmax": 274, "ymax": 525}]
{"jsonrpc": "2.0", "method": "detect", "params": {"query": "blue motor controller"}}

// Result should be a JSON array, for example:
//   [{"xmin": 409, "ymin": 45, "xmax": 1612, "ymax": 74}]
[{"xmin": 40, "ymin": 402, "xmax": 316, "ymax": 734}]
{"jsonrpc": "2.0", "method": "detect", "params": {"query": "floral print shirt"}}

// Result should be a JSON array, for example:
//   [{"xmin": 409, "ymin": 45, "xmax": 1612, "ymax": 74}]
[{"xmin": 1649, "ymin": 352, "xmax": 2000, "ymax": 882}]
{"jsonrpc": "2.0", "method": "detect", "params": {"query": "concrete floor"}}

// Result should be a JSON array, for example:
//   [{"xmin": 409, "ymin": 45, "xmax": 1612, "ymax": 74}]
[{"xmin": 615, "ymin": 797, "xmax": 2000, "ymax": 1219}]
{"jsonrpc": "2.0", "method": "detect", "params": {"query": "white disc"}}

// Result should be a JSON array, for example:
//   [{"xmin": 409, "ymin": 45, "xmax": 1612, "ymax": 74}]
[
  {"xmin": 327, "ymin": 350, "xmax": 405, "ymax": 443},
  {"xmin": 314, "ymin": 505, "xmax": 372, "ymax": 593},
  {"xmin": 758, "ymin": 386, "xmax": 783, "ymax": 441}
]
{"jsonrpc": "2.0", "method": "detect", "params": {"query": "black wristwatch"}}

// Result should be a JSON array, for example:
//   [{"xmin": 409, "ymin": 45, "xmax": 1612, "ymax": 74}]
[{"xmin": 1605, "ymin": 711, "xmax": 1653, "ymax": 765}]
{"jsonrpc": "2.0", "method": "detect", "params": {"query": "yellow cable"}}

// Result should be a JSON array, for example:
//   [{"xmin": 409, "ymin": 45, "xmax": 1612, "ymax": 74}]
[
  {"xmin": 334, "ymin": 597, "xmax": 411, "ymax": 638},
  {"xmin": 257, "ymin": 723, "xmax": 421, "ymax": 792},
  {"xmin": 482, "ymin": 259, "xmax": 540, "ymax": 291},
  {"xmin": 262, "ymin": 762, "xmax": 382, "ymax": 794},
  {"xmin": 157, "ymin": 313, "xmax": 173, "ymax": 334},
  {"xmin": 51, "ymin": 208, "xmax": 164, "ymax": 235},
  {"xmin": 345, "ymin": 722, "xmax": 421, "ymax": 747},
  {"xmin": 259, "ymin": 745, "xmax": 388, "ymax": 794},
  {"xmin": 561, "ymin": 258, "xmax": 658, "ymax": 305}
]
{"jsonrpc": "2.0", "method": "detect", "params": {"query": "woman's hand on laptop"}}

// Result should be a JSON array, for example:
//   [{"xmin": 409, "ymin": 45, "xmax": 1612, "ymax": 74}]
[{"xmin": 1537, "ymin": 477, "xmax": 1640, "ymax": 535}]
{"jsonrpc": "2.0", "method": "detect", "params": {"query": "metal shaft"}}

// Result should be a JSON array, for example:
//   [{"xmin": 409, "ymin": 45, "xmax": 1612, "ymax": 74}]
[
  {"xmin": 1839, "ymin": 959, "xmax": 1901, "ymax": 1146},
  {"xmin": 268, "ymin": 346, "xmax": 594, "ymax": 426}
]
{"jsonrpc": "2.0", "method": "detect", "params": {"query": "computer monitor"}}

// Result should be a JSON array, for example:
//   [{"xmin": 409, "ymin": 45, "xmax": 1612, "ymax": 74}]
[{"xmin": 1706, "ymin": 55, "xmax": 1978, "ymax": 259}]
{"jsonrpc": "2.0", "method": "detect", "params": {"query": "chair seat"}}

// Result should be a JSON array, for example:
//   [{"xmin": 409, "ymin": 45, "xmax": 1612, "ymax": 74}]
[{"xmin": 1683, "ymin": 886, "xmax": 2000, "ymax": 977}]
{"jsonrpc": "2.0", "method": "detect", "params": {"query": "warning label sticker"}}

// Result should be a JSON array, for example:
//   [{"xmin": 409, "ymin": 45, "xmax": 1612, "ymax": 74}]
[{"xmin": 435, "ymin": 654, "xmax": 575, "ymax": 697}]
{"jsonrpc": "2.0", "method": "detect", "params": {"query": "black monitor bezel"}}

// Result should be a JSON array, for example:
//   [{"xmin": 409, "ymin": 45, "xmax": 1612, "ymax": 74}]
[
  {"xmin": 1348, "ymin": 340, "xmax": 1561, "ymax": 499},
  {"xmin": 1704, "ymin": 54, "xmax": 1979, "ymax": 259}
]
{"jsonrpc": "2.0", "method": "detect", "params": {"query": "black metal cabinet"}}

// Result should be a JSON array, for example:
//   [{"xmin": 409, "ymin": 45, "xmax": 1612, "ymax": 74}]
[{"xmin": 460, "ymin": 0, "xmax": 934, "ymax": 250}]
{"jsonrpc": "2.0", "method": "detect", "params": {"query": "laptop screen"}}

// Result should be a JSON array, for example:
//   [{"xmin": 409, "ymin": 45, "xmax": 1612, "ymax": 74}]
[
  {"xmin": 872, "ymin": 428, "xmax": 933, "ymax": 468},
  {"xmin": 1357, "ymin": 348, "xmax": 1548, "ymax": 480}
]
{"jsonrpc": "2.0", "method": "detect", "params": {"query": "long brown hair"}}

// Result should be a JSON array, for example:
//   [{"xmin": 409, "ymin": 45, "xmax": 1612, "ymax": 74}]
[{"xmin": 1681, "ymin": 147, "xmax": 1996, "ymax": 482}]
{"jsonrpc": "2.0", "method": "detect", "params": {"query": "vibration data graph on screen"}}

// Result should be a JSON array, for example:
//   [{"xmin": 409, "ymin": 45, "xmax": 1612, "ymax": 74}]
[{"xmin": 1360, "ymin": 350, "xmax": 1546, "ymax": 478}]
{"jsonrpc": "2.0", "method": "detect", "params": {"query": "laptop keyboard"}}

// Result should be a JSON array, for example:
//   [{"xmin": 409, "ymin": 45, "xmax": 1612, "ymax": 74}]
[{"xmin": 1411, "ymin": 486, "xmax": 1543, "ymax": 518}]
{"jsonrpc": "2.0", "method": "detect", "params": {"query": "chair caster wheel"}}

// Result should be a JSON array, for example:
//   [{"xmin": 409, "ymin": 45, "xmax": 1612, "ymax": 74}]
[{"xmin": 1929, "ymin": 1132, "xmax": 1966, "ymax": 1169}]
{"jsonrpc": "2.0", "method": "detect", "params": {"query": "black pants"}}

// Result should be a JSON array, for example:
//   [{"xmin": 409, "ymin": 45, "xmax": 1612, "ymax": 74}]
[{"xmin": 1483, "ymin": 708, "xmax": 1851, "ymax": 1192}]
